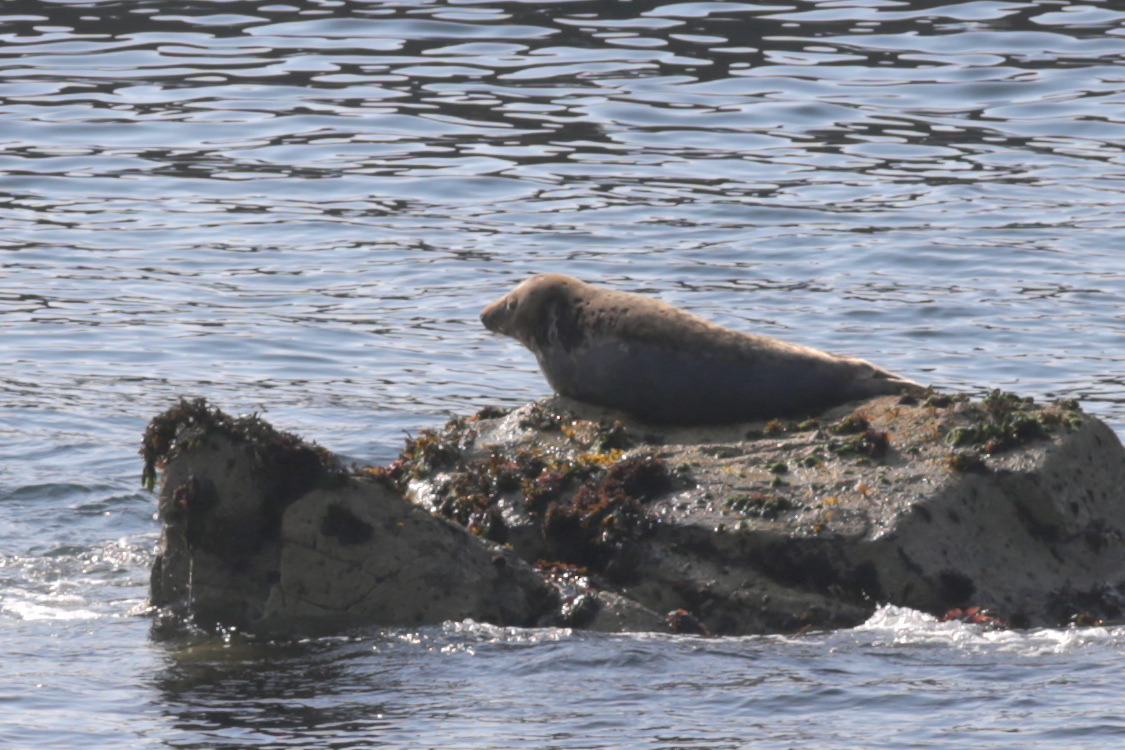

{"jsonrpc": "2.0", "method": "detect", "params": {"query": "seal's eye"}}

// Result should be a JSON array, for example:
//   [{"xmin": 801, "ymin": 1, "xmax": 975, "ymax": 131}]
[{"xmin": 506, "ymin": 299, "xmax": 517, "ymax": 313}]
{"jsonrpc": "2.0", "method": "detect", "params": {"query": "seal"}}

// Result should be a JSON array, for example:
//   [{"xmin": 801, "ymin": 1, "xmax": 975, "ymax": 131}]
[{"xmin": 480, "ymin": 273, "xmax": 923, "ymax": 424}]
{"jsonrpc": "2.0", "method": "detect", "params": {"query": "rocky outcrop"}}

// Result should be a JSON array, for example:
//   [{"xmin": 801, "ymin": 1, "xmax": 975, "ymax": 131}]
[
  {"xmin": 145, "ymin": 391, "xmax": 1125, "ymax": 635},
  {"xmin": 145, "ymin": 399, "xmax": 661, "ymax": 633}
]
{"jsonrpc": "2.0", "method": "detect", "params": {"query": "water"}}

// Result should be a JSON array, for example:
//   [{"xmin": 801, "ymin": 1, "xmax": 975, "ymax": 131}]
[{"xmin": 2, "ymin": 0, "xmax": 1125, "ymax": 746}]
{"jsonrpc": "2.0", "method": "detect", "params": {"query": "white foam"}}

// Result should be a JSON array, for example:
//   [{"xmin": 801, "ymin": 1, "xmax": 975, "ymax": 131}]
[
  {"xmin": 852, "ymin": 603, "xmax": 1125, "ymax": 655},
  {"xmin": 2, "ymin": 595, "xmax": 100, "ymax": 621}
]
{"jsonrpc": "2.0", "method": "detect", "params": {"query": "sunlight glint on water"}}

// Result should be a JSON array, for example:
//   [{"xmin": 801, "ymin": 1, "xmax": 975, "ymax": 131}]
[{"xmin": 2, "ymin": 0, "xmax": 1125, "ymax": 747}]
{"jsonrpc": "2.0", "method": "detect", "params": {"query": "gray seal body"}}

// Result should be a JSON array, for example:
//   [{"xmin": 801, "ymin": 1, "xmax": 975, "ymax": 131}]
[{"xmin": 480, "ymin": 274, "xmax": 922, "ymax": 424}]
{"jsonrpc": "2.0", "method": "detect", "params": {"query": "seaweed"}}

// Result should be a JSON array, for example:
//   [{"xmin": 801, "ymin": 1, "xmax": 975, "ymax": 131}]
[
  {"xmin": 826, "ymin": 430, "xmax": 891, "ymax": 460},
  {"xmin": 141, "ymin": 397, "xmax": 341, "ymax": 493},
  {"xmin": 542, "ymin": 453, "xmax": 672, "ymax": 573},
  {"xmin": 946, "ymin": 389, "xmax": 1052, "ymax": 454}
]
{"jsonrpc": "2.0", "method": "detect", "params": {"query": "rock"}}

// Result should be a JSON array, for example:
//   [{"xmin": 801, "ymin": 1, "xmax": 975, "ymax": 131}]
[
  {"xmin": 398, "ymin": 391, "xmax": 1125, "ymax": 633},
  {"xmin": 146, "ymin": 399, "xmax": 337, "ymax": 629},
  {"xmin": 145, "ymin": 399, "xmax": 554, "ymax": 633},
  {"xmin": 144, "ymin": 391, "xmax": 1125, "ymax": 636},
  {"xmin": 258, "ymin": 484, "xmax": 552, "ymax": 632}
]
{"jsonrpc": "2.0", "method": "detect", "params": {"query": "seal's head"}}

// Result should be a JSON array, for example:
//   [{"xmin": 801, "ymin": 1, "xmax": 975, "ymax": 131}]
[{"xmin": 480, "ymin": 273, "xmax": 587, "ymax": 354}]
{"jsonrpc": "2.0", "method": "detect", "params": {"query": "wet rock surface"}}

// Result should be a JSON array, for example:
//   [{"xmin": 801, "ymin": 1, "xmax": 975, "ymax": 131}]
[
  {"xmin": 147, "ymin": 399, "xmax": 557, "ymax": 633},
  {"xmin": 146, "ymin": 392, "xmax": 1125, "ymax": 635}
]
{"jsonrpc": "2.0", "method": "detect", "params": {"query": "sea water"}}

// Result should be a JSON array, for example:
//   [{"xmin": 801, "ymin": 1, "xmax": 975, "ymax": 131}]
[{"xmin": 3, "ymin": 1, "xmax": 1125, "ymax": 747}]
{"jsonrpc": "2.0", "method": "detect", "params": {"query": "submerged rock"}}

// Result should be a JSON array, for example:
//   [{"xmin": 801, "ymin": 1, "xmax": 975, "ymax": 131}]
[{"xmin": 145, "ymin": 391, "xmax": 1125, "ymax": 635}]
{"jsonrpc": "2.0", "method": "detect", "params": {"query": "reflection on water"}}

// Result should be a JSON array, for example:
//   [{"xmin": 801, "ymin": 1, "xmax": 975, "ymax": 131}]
[
  {"xmin": 2, "ymin": 2, "xmax": 1125, "ymax": 748},
  {"xmin": 144, "ymin": 615, "xmax": 1125, "ymax": 749},
  {"xmin": 153, "ymin": 635, "xmax": 397, "ymax": 745}
]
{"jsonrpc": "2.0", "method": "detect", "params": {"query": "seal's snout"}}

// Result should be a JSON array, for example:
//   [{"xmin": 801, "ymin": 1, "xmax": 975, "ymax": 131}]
[
  {"xmin": 482, "ymin": 282, "xmax": 532, "ymax": 336},
  {"xmin": 480, "ymin": 299, "xmax": 501, "ymax": 333}
]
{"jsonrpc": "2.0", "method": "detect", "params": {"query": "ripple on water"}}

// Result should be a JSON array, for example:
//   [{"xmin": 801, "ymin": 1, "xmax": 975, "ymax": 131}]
[{"xmin": 2, "ymin": 3, "xmax": 1125, "ymax": 745}]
